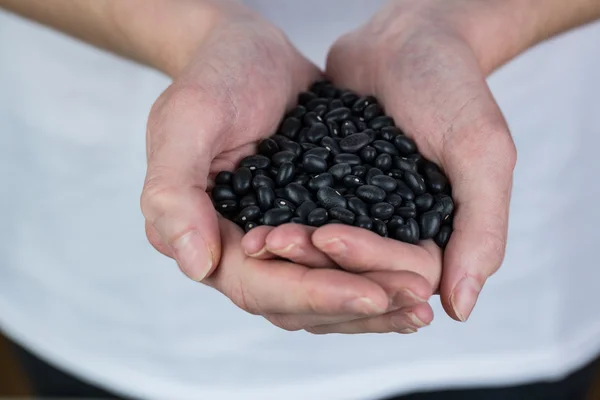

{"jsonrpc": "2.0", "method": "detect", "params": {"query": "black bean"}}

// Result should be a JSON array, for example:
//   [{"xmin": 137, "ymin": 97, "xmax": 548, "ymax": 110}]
[
  {"xmin": 239, "ymin": 154, "xmax": 271, "ymax": 171},
  {"xmin": 309, "ymin": 80, "xmax": 329, "ymax": 95},
  {"xmin": 290, "ymin": 217, "xmax": 304, "ymax": 224},
  {"xmin": 404, "ymin": 171, "xmax": 427, "ymax": 195},
  {"xmin": 395, "ymin": 180, "xmax": 415, "ymax": 200},
  {"xmin": 305, "ymin": 147, "xmax": 330, "ymax": 160},
  {"xmin": 368, "ymin": 116, "xmax": 394, "ymax": 130},
  {"xmin": 403, "ymin": 200, "xmax": 417, "ymax": 210},
  {"xmin": 306, "ymin": 123, "xmax": 328, "ymax": 143},
  {"xmin": 303, "ymin": 111, "xmax": 322, "ymax": 127},
  {"xmin": 321, "ymin": 85, "xmax": 338, "ymax": 99},
  {"xmin": 279, "ymin": 117, "xmax": 301, "ymax": 139},
  {"xmin": 387, "ymin": 169, "xmax": 404, "ymax": 179},
  {"xmin": 234, "ymin": 206, "xmax": 261, "ymax": 225},
  {"xmin": 368, "ymin": 175, "xmax": 397, "ymax": 192},
  {"xmin": 215, "ymin": 171, "xmax": 233, "ymax": 185},
  {"xmin": 287, "ymin": 105, "xmax": 306, "ymax": 119},
  {"xmin": 352, "ymin": 117, "xmax": 368, "ymax": 132},
  {"xmin": 320, "ymin": 136, "xmax": 342, "ymax": 156},
  {"xmin": 371, "ymin": 202, "xmax": 394, "ymax": 220},
  {"xmin": 352, "ymin": 96, "xmax": 376, "ymax": 115},
  {"xmin": 329, "ymin": 99, "xmax": 344, "ymax": 110},
  {"xmin": 306, "ymin": 97, "xmax": 329, "ymax": 111},
  {"xmin": 394, "ymin": 224, "xmax": 413, "ymax": 244},
  {"xmin": 380, "ymin": 126, "xmax": 403, "ymax": 141},
  {"xmin": 340, "ymin": 91, "xmax": 359, "ymax": 106},
  {"xmin": 375, "ymin": 153, "xmax": 393, "ymax": 171},
  {"xmin": 317, "ymin": 187, "xmax": 347, "ymax": 209},
  {"xmin": 356, "ymin": 185, "xmax": 386, "ymax": 203},
  {"xmin": 271, "ymin": 134, "xmax": 290, "ymax": 148},
  {"xmin": 387, "ymin": 215, "xmax": 405, "ymax": 232},
  {"xmin": 283, "ymin": 183, "xmax": 312, "ymax": 206},
  {"xmin": 326, "ymin": 120, "xmax": 340, "ymax": 137},
  {"xmin": 252, "ymin": 175, "xmax": 275, "ymax": 190},
  {"xmin": 297, "ymin": 127, "xmax": 309, "ymax": 143},
  {"xmin": 324, "ymin": 107, "xmax": 351, "ymax": 122},
  {"xmin": 393, "ymin": 156, "xmax": 418, "ymax": 173},
  {"xmin": 347, "ymin": 196, "xmax": 369, "ymax": 216},
  {"xmin": 333, "ymin": 185, "xmax": 349, "ymax": 195},
  {"xmin": 307, "ymin": 208, "xmax": 328, "ymax": 227},
  {"xmin": 393, "ymin": 135, "xmax": 417, "ymax": 155},
  {"xmin": 327, "ymin": 219, "xmax": 343, "ymax": 225},
  {"xmin": 366, "ymin": 167, "xmax": 384, "ymax": 182},
  {"xmin": 363, "ymin": 129, "xmax": 377, "ymax": 144},
  {"xmin": 275, "ymin": 162, "xmax": 295, "ymax": 187},
  {"xmin": 340, "ymin": 120, "xmax": 357, "ymax": 137},
  {"xmin": 239, "ymin": 193, "xmax": 258, "ymax": 209},
  {"xmin": 385, "ymin": 193, "xmax": 404, "ymax": 208},
  {"xmin": 329, "ymin": 207, "xmax": 355, "ymax": 225},
  {"xmin": 395, "ymin": 206, "xmax": 417, "ymax": 219},
  {"xmin": 363, "ymin": 103, "xmax": 383, "ymax": 121},
  {"xmin": 426, "ymin": 170, "xmax": 448, "ymax": 194},
  {"xmin": 359, "ymin": 146, "xmax": 377, "ymax": 163},
  {"xmin": 422, "ymin": 161, "xmax": 440, "ymax": 176},
  {"xmin": 244, "ymin": 221, "xmax": 258, "ymax": 232},
  {"xmin": 257, "ymin": 186, "xmax": 275, "ymax": 211},
  {"xmin": 253, "ymin": 169, "xmax": 269, "ymax": 177},
  {"xmin": 298, "ymin": 91, "xmax": 317, "ymax": 105},
  {"xmin": 351, "ymin": 165, "xmax": 368, "ymax": 178},
  {"xmin": 432, "ymin": 194, "xmax": 454, "ymax": 219},
  {"xmin": 232, "ymin": 167, "xmax": 252, "ymax": 195},
  {"xmin": 355, "ymin": 215, "xmax": 373, "ymax": 230},
  {"xmin": 303, "ymin": 154, "xmax": 328, "ymax": 174},
  {"xmin": 372, "ymin": 140, "xmax": 399, "ymax": 156},
  {"xmin": 434, "ymin": 225, "xmax": 452, "ymax": 248},
  {"xmin": 314, "ymin": 104, "xmax": 328, "ymax": 118},
  {"xmin": 274, "ymin": 198, "xmax": 296, "ymax": 212},
  {"xmin": 407, "ymin": 218, "xmax": 420, "ymax": 243},
  {"xmin": 296, "ymin": 200, "xmax": 318, "ymax": 221},
  {"xmin": 212, "ymin": 185, "xmax": 237, "ymax": 202},
  {"xmin": 340, "ymin": 133, "xmax": 370, "ymax": 153},
  {"xmin": 342, "ymin": 175, "xmax": 364, "ymax": 188},
  {"xmin": 372, "ymin": 218, "xmax": 388, "ymax": 237},
  {"xmin": 300, "ymin": 143, "xmax": 318, "ymax": 152},
  {"xmin": 333, "ymin": 153, "xmax": 362, "ymax": 166},
  {"xmin": 415, "ymin": 193, "xmax": 434, "ymax": 212},
  {"xmin": 308, "ymin": 173, "xmax": 335, "ymax": 192},
  {"xmin": 216, "ymin": 200, "xmax": 238, "ymax": 214},
  {"xmin": 293, "ymin": 173, "xmax": 310, "ymax": 186},
  {"xmin": 406, "ymin": 153, "xmax": 423, "ymax": 166},
  {"xmin": 263, "ymin": 207, "xmax": 293, "ymax": 226},
  {"xmin": 419, "ymin": 211, "xmax": 442, "ymax": 240},
  {"xmin": 272, "ymin": 151, "xmax": 297, "ymax": 167},
  {"xmin": 280, "ymin": 141, "xmax": 303, "ymax": 157}
]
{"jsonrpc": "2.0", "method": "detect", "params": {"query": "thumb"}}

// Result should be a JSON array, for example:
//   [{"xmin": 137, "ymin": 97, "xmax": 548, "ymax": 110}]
[
  {"xmin": 141, "ymin": 86, "xmax": 224, "ymax": 281},
  {"xmin": 439, "ymin": 115, "xmax": 516, "ymax": 322}
]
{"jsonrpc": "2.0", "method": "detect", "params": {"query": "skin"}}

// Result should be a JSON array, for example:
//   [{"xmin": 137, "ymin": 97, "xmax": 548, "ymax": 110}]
[{"xmin": 2, "ymin": 0, "xmax": 600, "ymax": 334}]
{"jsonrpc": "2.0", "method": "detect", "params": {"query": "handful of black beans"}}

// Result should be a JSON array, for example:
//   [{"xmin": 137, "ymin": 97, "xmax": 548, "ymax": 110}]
[{"xmin": 210, "ymin": 81, "xmax": 454, "ymax": 248}]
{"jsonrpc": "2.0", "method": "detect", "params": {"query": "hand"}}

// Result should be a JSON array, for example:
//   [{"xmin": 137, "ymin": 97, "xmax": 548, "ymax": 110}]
[
  {"xmin": 247, "ymin": 0, "xmax": 517, "ymax": 324},
  {"xmin": 140, "ymin": 3, "xmax": 435, "ymax": 333}
]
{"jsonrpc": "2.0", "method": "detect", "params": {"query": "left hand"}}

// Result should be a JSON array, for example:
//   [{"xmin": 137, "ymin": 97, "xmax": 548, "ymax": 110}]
[{"xmin": 243, "ymin": 0, "xmax": 517, "ymax": 328}]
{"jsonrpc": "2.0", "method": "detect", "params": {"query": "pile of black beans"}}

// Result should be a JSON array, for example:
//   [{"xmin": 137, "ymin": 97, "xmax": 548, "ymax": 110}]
[{"xmin": 210, "ymin": 81, "xmax": 454, "ymax": 248}]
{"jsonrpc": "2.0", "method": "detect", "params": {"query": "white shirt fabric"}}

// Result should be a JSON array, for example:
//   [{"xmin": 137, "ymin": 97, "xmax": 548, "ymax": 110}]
[{"xmin": 1, "ymin": 1, "xmax": 600, "ymax": 399}]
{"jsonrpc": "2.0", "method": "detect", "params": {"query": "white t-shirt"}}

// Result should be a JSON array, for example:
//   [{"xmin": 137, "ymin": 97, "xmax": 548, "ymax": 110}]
[{"xmin": 1, "ymin": 1, "xmax": 600, "ymax": 399}]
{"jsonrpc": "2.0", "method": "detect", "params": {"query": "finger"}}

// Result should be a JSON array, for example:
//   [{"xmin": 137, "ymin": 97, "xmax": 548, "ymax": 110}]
[
  {"xmin": 306, "ymin": 302, "xmax": 434, "ymax": 335},
  {"xmin": 312, "ymin": 225, "xmax": 442, "ymax": 289},
  {"xmin": 240, "ymin": 225, "xmax": 278, "ymax": 260},
  {"xmin": 141, "ymin": 85, "xmax": 231, "ymax": 282},
  {"xmin": 262, "ymin": 270, "xmax": 431, "ymax": 331},
  {"xmin": 205, "ymin": 220, "xmax": 390, "ymax": 316},
  {"xmin": 264, "ymin": 224, "xmax": 336, "ymax": 268}
]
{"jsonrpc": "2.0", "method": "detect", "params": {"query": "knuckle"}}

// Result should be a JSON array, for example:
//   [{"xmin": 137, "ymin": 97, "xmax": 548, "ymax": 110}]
[
  {"xmin": 140, "ymin": 176, "xmax": 179, "ymax": 224},
  {"xmin": 479, "ymin": 229, "xmax": 507, "ymax": 276},
  {"xmin": 225, "ymin": 276, "xmax": 261, "ymax": 316}
]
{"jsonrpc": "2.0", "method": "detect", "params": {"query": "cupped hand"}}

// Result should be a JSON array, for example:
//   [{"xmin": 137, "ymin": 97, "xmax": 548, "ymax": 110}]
[
  {"xmin": 249, "ymin": 0, "xmax": 517, "ymax": 323},
  {"xmin": 140, "ymin": 3, "xmax": 433, "ymax": 333}
]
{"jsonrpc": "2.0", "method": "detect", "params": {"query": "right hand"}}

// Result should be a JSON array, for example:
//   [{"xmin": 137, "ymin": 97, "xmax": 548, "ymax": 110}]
[{"xmin": 140, "ymin": 2, "xmax": 435, "ymax": 333}]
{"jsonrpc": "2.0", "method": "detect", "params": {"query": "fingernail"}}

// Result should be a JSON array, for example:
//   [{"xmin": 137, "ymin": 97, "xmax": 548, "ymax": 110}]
[
  {"xmin": 318, "ymin": 238, "xmax": 346, "ymax": 255},
  {"xmin": 344, "ymin": 297, "xmax": 385, "ymax": 315},
  {"xmin": 450, "ymin": 277, "xmax": 481, "ymax": 322},
  {"xmin": 172, "ymin": 231, "xmax": 213, "ymax": 281},
  {"xmin": 245, "ymin": 245, "xmax": 268, "ymax": 258},
  {"xmin": 405, "ymin": 312, "xmax": 427, "ymax": 328},
  {"xmin": 399, "ymin": 328, "xmax": 417, "ymax": 334},
  {"xmin": 393, "ymin": 289, "xmax": 427, "ymax": 307}
]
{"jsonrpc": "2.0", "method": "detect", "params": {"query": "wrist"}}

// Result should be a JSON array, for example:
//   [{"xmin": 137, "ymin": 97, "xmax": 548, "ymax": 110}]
[{"xmin": 110, "ymin": 0, "xmax": 224, "ymax": 77}]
